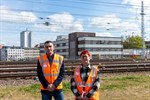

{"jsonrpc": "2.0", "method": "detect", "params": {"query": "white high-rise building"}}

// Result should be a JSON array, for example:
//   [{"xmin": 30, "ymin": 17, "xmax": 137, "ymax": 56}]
[{"xmin": 20, "ymin": 29, "xmax": 32, "ymax": 48}]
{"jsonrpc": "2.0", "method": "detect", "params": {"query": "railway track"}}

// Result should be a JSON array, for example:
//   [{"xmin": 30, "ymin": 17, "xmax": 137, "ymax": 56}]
[{"xmin": 0, "ymin": 60, "xmax": 150, "ymax": 79}]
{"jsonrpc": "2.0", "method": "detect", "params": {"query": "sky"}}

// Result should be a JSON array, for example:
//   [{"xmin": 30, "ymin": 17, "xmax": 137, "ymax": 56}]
[{"xmin": 0, "ymin": 0, "xmax": 150, "ymax": 47}]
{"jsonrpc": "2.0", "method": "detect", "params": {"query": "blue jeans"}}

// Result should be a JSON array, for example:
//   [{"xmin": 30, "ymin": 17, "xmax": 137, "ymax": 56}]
[{"xmin": 41, "ymin": 90, "xmax": 64, "ymax": 100}]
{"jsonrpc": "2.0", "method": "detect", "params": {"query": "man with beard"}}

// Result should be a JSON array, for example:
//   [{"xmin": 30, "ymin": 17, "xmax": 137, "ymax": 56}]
[{"xmin": 37, "ymin": 40, "xmax": 64, "ymax": 100}]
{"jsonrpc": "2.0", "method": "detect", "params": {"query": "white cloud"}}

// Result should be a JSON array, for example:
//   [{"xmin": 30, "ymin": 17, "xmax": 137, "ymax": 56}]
[
  {"xmin": 0, "ymin": 5, "xmax": 37, "ymax": 23},
  {"xmin": 20, "ymin": 12, "xmax": 37, "ymax": 22},
  {"xmin": 96, "ymin": 32, "xmax": 114, "ymax": 37},
  {"xmin": 121, "ymin": 0, "xmax": 150, "ymax": 26},
  {"xmin": 35, "ymin": 12, "xmax": 84, "ymax": 33},
  {"xmin": 90, "ymin": 14, "xmax": 121, "ymax": 29},
  {"xmin": 89, "ymin": 0, "xmax": 149, "ymax": 41},
  {"xmin": 90, "ymin": 14, "xmax": 122, "ymax": 30},
  {"xmin": 122, "ymin": 0, "xmax": 150, "ymax": 6},
  {"xmin": 90, "ymin": 14, "xmax": 139, "ymax": 32},
  {"xmin": 122, "ymin": 0, "xmax": 150, "ymax": 41},
  {"xmin": 70, "ymin": 20, "xmax": 84, "ymax": 32},
  {"xmin": 120, "ymin": 22, "xmax": 139, "ymax": 31}
]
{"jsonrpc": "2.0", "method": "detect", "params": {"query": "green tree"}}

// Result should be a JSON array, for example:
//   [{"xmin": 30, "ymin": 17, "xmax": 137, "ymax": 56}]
[{"xmin": 123, "ymin": 35, "xmax": 145, "ymax": 49}]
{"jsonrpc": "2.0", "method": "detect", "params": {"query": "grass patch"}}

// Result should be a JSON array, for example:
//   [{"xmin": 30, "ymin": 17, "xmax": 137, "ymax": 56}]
[
  {"xmin": 19, "ymin": 82, "xmax": 71, "ymax": 94},
  {"xmin": 110, "ymin": 75, "xmax": 148, "ymax": 82},
  {"xmin": 18, "ymin": 75, "xmax": 150, "ymax": 93},
  {"xmin": 19, "ymin": 84, "xmax": 39, "ymax": 94},
  {"xmin": 0, "ymin": 74, "xmax": 150, "ymax": 100},
  {"xmin": 100, "ymin": 75, "xmax": 150, "ymax": 91},
  {"xmin": 62, "ymin": 82, "xmax": 71, "ymax": 93},
  {"xmin": 101, "ymin": 83, "xmax": 126, "ymax": 90}
]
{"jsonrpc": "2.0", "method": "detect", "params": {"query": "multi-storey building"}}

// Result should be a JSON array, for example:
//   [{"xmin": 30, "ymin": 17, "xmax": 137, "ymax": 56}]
[
  {"xmin": 0, "ymin": 46, "xmax": 24, "ymax": 61},
  {"xmin": 20, "ymin": 29, "xmax": 32, "ymax": 48},
  {"xmin": 54, "ymin": 35, "xmax": 69, "ymax": 59},
  {"xmin": 0, "ymin": 46, "xmax": 40, "ymax": 61},
  {"xmin": 39, "ymin": 32, "xmax": 123, "ymax": 60},
  {"xmin": 69, "ymin": 32, "xmax": 123, "ymax": 59},
  {"xmin": 69, "ymin": 32, "xmax": 95, "ymax": 59},
  {"xmin": 24, "ymin": 48, "xmax": 40, "ymax": 60},
  {"xmin": 39, "ymin": 35, "xmax": 69, "ymax": 59}
]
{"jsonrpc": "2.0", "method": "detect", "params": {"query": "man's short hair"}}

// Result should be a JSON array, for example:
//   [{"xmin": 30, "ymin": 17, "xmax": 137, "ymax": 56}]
[{"xmin": 44, "ymin": 40, "xmax": 53, "ymax": 45}]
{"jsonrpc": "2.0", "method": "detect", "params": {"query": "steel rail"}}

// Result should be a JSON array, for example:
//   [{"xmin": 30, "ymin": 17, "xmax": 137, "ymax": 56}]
[{"xmin": 0, "ymin": 61, "xmax": 150, "ymax": 79}]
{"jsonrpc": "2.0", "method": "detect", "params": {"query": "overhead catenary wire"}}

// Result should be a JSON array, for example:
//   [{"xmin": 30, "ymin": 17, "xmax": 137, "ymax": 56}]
[
  {"xmin": 7, "ymin": 0, "xmax": 150, "ymax": 17},
  {"xmin": 16, "ymin": 0, "xmax": 150, "ymax": 9},
  {"xmin": 1, "ymin": 8, "xmax": 150, "ymax": 23},
  {"xmin": 0, "ymin": 20, "xmax": 144, "ymax": 32},
  {"xmin": 0, "ymin": 10, "xmax": 145, "ymax": 21},
  {"xmin": 1, "ymin": 0, "xmax": 149, "ymax": 42},
  {"xmin": 1, "ymin": 0, "xmax": 150, "ymax": 22},
  {"xmin": 1, "ymin": 0, "xmax": 150, "ymax": 21},
  {"xmin": 1, "ymin": 22, "xmax": 140, "ymax": 33}
]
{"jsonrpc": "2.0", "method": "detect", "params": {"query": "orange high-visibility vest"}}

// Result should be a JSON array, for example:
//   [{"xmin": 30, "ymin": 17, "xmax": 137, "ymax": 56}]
[
  {"xmin": 38, "ymin": 53, "xmax": 63, "ymax": 90},
  {"xmin": 74, "ymin": 66, "xmax": 100, "ymax": 100}
]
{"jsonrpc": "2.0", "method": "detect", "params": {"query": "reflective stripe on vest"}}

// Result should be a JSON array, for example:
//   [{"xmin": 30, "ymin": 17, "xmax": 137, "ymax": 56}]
[
  {"xmin": 38, "ymin": 53, "xmax": 63, "ymax": 90},
  {"xmin": 43, "ymin": 73, "xmax": 59, "ymax": 76}
]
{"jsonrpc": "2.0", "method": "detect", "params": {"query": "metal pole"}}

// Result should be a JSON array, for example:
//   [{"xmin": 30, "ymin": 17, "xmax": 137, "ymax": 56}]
[
  {"xmin": 140, "ymin": 1, "xmax": 145, "ymax": 58},
  {"xmin": 132, "ymin": 32, "xmax": 134, "ymax": 58}
]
